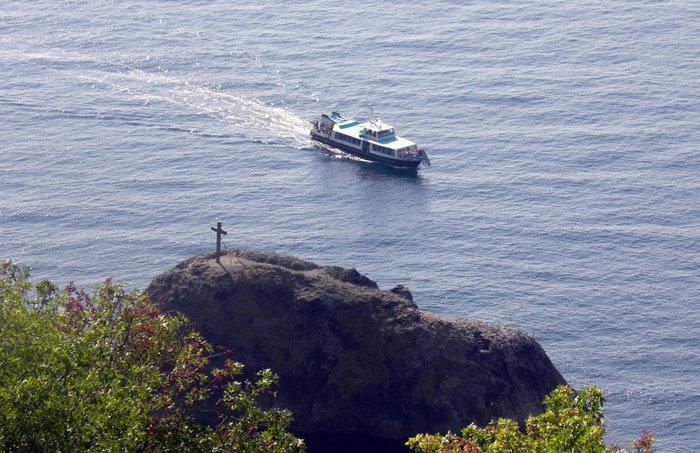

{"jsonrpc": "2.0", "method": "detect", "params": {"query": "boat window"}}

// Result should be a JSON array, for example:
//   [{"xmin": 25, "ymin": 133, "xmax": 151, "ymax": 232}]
[
  {"xmin": 335, "ymin": 133, "xmax": 361, "ymax": 146},
  {"xmin": 374, "ymin": 145, "xmax": 393, "ymax": 156},
  {"xmin": 376, "ymin": 128, "xmax": 394, "ymax": 138}
]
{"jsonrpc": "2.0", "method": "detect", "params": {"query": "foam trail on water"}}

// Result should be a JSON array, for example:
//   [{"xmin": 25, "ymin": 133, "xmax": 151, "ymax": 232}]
[
  {"xmin": 2, "ymin": 42, "xmax": 312, "ymax": 144},
  {"xmin": 83, "ymin": 69, "xmax": 313, "ymax": 143}
]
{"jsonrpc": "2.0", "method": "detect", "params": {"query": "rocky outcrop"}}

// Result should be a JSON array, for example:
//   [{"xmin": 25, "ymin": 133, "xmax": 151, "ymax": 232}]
[{"xmin": 146, "ymin": 251, "xmax": 566, "ymax": 441}]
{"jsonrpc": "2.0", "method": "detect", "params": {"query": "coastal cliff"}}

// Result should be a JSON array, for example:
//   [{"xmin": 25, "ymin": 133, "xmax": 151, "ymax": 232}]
[{"xmin": 146, "ymin": 251, "xmax": 566, "ymax": 443}]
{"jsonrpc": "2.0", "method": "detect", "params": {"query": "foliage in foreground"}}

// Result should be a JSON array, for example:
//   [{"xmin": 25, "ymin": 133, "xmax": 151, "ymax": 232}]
[
  {"xmin": 407, "ymin": 386, "xmax": 655, "ymax": 453},
  {"xmin": 0, "ymin": 260, "xmax": 305, "ymax": 452}
]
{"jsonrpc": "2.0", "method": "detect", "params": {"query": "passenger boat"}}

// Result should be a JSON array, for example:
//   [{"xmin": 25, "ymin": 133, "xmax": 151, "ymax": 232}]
[{"xmin": 310, "ymin": 112, "xmax": 430, "ymax": 168}]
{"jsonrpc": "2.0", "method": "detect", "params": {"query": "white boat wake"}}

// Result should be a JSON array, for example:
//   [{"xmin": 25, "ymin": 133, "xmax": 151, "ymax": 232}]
[
  {"xmin": 82, "ymin": 69, "xmax": 314, "ymax": 144},
  {"xmin": 1, "ymin": 40, "xmax": 313, "ymax": 145}
]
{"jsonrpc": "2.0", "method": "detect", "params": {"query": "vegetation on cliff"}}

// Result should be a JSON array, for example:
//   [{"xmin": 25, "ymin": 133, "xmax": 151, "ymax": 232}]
[
  {"xmin": 407, "ymin": 386, "xmax": 655, "ymax": 453},
  {"xmin": 0, "ymin": 260, "xmax": 304, "ymax": 452}
]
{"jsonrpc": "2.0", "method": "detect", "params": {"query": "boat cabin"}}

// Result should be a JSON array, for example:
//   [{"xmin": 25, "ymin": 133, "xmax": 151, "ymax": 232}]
[{"xmin": 360, "ymin": 120, "xmax": 395, "ymax": 140}]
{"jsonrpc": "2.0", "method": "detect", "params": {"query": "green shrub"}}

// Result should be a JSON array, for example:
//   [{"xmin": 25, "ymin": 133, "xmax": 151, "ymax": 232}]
[
  {"xmin": 406, "ymin": 382, "xmax": 655, "ymax": 453},
  {"xmin": 0, "ymin": 260, "xmax": 304, "ymax": 452}
]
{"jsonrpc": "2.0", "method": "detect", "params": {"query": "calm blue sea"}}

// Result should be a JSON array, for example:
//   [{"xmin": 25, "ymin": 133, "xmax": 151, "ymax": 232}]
[{"xmin": 1, "ymin": 1, "xmax": 698, "ymax": 450}]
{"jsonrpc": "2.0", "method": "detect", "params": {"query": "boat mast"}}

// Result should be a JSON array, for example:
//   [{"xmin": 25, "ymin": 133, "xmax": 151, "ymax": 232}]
[{"xmin": 368, "ymin": 103, "xmax": 378, "ymax": 126}]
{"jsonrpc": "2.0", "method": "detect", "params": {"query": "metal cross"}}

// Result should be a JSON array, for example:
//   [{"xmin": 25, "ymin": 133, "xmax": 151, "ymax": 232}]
[{"xmin": 211, "ymin": 220, "xmax": 227, "ymax": 263}]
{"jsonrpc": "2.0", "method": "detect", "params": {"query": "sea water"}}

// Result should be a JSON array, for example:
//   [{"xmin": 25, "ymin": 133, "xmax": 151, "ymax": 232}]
[{"xmin": 1, "ymin": 1, "xmax": 698, "ymax": 450}]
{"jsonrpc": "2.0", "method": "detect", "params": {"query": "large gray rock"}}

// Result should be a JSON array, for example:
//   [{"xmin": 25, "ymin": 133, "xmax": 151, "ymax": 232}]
[{"xmin": 146, "ymin": 251, "xmax": 566, "ymax": 440}]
